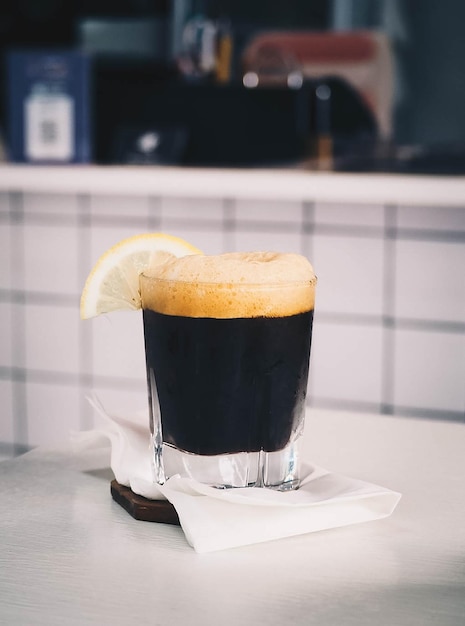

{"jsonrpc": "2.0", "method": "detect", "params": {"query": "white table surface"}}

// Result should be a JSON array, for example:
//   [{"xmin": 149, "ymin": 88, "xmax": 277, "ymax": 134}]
[{"xmin": 1, "ymin": 409, "xmax": 464, "ymax": 626}]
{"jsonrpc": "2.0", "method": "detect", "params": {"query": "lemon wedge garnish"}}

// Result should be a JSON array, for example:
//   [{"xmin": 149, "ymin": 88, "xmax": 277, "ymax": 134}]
[{"xmin": 80, "ymin": 232, "xmax": 202, "ymax": 319}]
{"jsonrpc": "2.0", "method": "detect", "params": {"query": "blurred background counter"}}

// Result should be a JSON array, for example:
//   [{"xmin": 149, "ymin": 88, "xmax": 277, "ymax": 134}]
[
  {"xmin": 0, "ymin": 165, "xmax": 464, "ymax": 457},
  {"xmin": 2, "ymin": 165, "xmax": 465, "ymax": 202},
  {"xmin": 4, "ymin": 0, "xmax": 465, "ymax": 173}
]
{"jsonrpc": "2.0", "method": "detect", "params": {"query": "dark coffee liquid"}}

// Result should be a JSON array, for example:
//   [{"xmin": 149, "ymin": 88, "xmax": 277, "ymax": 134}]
[{"xmin": 143, "ymin": 310, "xmax": 313, "ymax": 456}]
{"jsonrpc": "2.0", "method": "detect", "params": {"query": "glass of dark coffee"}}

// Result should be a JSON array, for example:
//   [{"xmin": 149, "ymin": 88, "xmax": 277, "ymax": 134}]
[{"xmin": 140, "ymin": 251, "xmax": 316, "ymax": 490}]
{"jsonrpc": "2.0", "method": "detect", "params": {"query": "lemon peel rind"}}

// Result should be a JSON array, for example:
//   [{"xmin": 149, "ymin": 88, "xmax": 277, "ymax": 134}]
[{"xmin": 80, "ymin": 232, "xmax": 202, "ymax": 319}]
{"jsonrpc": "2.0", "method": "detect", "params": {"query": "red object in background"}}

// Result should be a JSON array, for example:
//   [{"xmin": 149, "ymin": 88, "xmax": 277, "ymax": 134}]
[
  {"xmin": 244, "ymin": 31, "xmax": 377, "ymax": 64},
  {"xmin": 242, "ymin": 30, "xmax": 394, "ymax": 139}
]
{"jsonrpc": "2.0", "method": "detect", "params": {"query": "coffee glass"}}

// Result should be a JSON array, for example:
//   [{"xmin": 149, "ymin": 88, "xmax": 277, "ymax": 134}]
[{"xmin": 140, "ymin": 255, "xmax": 316, "ymax": 490}]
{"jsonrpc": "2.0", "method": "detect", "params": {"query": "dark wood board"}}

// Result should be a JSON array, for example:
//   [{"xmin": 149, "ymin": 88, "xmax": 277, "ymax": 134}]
[{"xmin": 111, "ymin": 480, "xmax": 180, "ymax": 526}]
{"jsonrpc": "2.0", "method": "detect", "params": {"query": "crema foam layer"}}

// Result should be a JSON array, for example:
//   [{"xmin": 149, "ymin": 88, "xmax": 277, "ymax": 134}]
[{"xmin": 140, "ymin": 251, "xmax": 316, "ymax": 319}]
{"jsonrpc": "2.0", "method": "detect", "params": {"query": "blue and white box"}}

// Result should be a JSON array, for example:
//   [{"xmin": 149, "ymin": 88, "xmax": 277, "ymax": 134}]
[{"xmin": 8, "ymin": 50, "xmax": 91, "ymax": 163}]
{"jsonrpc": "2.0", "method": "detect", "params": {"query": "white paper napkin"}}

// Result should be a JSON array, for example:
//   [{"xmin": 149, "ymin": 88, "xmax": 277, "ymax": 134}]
[{"xmin": 79, "ymin": 396, "xmax": 401, "ymax": 553}]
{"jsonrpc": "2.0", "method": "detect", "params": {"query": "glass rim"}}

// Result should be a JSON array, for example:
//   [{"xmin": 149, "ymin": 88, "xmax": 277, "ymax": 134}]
[{"xmin": 140, "ymin": 273, "xmax": 317, "ymax": 288}]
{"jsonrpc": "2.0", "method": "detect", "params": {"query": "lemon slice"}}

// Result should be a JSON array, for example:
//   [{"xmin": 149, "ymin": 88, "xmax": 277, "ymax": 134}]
[{"xmin": 80, "ymin": 233, "xmax": 202, "ymax": 319}]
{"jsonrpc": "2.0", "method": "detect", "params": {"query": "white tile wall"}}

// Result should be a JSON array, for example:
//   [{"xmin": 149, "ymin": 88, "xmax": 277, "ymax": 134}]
[
  {"xmin": 91, "ymin": 310, "xmax": 146, "ymax": 381},
  {"xmin": 24, "ymin": 305, "xmax": 80, "ymax": 374},
  {"xmin": 0, "ymin": 302, "xmax": 12, "ymax": 367},
  {"xmin": 160, "ymin": 196, "xmax": 223, "ymax": 221},
  {"xmin": 397, "ymin": 205, "xmax": 465, "ymax": 232},
  {"xmin": 90, "ymin": 194, "xmax": 151, "ymax": 219},
  {"xmin": 393, "ymin": 329, "xmax": 465, "ymax": 413},
  {"xmin": 0, "ymin": 202, "xmax": 10, "ymax": 290},
  {"xmin": 23, "ymin": 192, "xmax": 78, "ymax": 216},
  {"xmin": 162, "ymin": 227, "xmax": 225, "ymax": 255},
  {"xmin": 394, "ymin": 240, "xmax": 465, "ymax": 323},
  {"xmin": 89, "ymin": 385, "xmax": 147, "ymax": 419},
  {"xmin": 234, "ymin": 230, "xmax": 304, "ymax": 255},
  {"xmin": 12, "ymin": 379, "xmax": 28, "ymax": 447},
  {"xmin": 310, "ymin": 321, "xmax": 383, "ymax": 408},
  {"xmin": 0, "ymin": 192, "xmax": 9, "ymax": 213},
  {"xmin": 26, "ymin": 382, "xmax": 82, "ymax": 447},
  {"xmin": 89, "ymin": 224, "xmax": 151, "ymax": 269},
  {"xmin": 0, "ymin": 380, "xmax": 13, "ymax": 445},
  {"xmin": 24, "ymin": 224, "xmax": 79, "ymax": 295},
  {"xmin": 159, "ymin": 196, "xmax": 226, "ymax": 254},
  {"xmin": 8, "ymin": 222, "xmax": 24, "ymax": 289},
  {"xmin": 235, "ymin": 198, "xmax": 302, "ymax": 224},
  {"xmin": 314, "ymin": 202, "xmax": 384, "ymax": 229},
  {"xmin": 312, "ymin": 235, "xmax": 384, "ymax": 317},
  {"xmin": 1, "ymin": 188, "xmax": 464, "ymax": 452}
]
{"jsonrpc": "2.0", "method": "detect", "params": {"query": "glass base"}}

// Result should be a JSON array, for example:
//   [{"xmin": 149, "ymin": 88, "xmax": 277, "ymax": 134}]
[{"xmin": 151, "ymin": 437, "xmax": 302, "ymax": 490}]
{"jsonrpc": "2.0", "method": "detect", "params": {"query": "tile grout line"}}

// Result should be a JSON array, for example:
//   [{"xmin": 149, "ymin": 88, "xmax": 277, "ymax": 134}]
[
  {"xmin": 147, "ymin": 195, "xmax": 162, "ymax": 230},
  {"xmin": 0, "ymin": 365, "xmax": 146, "ymax": 389},
  {"xmin": 301, "ymin": 200, "xmax": 315, "ymax": 258},
  {"xmin": 380, "ymin": 204, "xmax": 398, "ymax": 415},
  {"xmin": 309, "ymin": 396, "xmax": 465, "ymax": 423},
  {"xmin": 302, "ymin": 200, "xmax": 315, "ymax": 406},
  {"xmin": 222, "ymin": 197, "xmax": 235, "ymax": 252},
  {"xmin": 2, "ymin": 287, "xmax": 463, "ymax": 333},
  {"xmin": 4, "ymin": 362, "xmax": 463, "ymax": 424},
  {"xmin": 77, "ymin": 193, "xmax": 94, "ymax": 430},
  {"xmin": 20, "ymin": 197, "xmax": 464, "ymax": 243},
  {"xmin": 9, "ymin": 191, "xmax": 28, "ymax": 450}
]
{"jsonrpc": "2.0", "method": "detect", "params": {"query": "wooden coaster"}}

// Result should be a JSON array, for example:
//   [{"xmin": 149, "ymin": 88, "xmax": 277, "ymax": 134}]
[{"xmin": 111, "ymin": 480, "xmax": 180, "ymax": 526}]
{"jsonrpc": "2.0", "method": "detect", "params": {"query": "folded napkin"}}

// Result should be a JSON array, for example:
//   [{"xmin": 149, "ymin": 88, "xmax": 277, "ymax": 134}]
[{"xmin": 78, "ymin": 396, "xmax": 401, "ymax": 553}]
